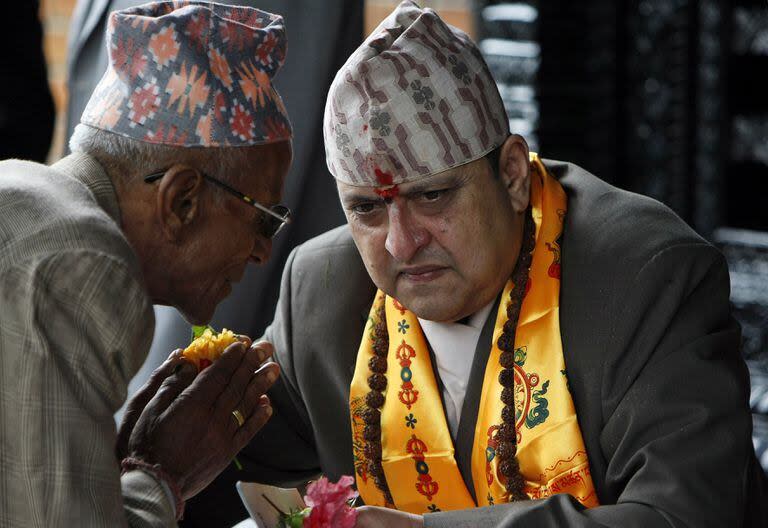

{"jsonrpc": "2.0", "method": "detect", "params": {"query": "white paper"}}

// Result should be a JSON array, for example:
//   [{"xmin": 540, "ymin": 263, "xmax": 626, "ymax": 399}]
[{"xmin": 236, "ymin": 481, "xmax": 306, "ymax": 528}]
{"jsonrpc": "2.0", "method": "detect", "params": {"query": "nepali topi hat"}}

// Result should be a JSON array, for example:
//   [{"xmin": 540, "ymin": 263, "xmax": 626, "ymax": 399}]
[
  {"xmin": 323, "ymin": 0, "xmax": 508, "ymax": 189},
  {"xmin": 80, "ymin": 0, "xmax": 292, "ymax": 147}
]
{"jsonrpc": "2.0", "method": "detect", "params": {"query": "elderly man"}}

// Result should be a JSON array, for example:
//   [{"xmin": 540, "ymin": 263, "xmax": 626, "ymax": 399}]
[
  {"xmin": 0, "ymin": 2, "xmax": 291, "ymax": 526},
  {"xmin": 226, "ymin": 2, "xmax": 767, "ymax": 527}
]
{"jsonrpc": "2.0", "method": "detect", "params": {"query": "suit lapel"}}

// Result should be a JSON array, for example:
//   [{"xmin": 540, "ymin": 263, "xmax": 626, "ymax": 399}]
[{"xmin": 453, "ymin": 293, "xmax": 501, "ymax": 503}]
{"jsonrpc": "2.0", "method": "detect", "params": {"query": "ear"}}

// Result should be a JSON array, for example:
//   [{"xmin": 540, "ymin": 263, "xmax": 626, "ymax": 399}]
[
  {"xmin": 155, "ymin": 165, "xmax": 204, "ymax": 241},
  {"xmin": 498, "ymin": 134, "xmax": 531, "ymax": 213}
]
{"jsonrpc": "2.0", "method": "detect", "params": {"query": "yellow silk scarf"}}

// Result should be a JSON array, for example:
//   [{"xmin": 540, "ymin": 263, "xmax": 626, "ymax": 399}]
[{"xmin": 349, "ymin": 154, "xmax": 598, "ymax": 513}]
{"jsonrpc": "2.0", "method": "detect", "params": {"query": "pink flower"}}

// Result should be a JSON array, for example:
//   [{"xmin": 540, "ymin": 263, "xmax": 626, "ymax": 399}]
[{"xmin": 303, "ymin": 476, "xmax": 358, "ymax": 528}]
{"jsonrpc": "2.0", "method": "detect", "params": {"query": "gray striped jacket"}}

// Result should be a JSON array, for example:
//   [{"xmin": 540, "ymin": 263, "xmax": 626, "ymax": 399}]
[{"xmin": 0, "ymin": 153, "xmax": 174, "ymax": 526}]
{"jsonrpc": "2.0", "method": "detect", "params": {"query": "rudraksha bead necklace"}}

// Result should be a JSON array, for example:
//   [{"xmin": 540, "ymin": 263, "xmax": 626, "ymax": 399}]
[
  {"xmin": 495, "ymin": 209, "xmax": 535, "ymax": 501},
  {"xmin": 363, "ymin": 302, "xmax": 395, "ymax": 505}
]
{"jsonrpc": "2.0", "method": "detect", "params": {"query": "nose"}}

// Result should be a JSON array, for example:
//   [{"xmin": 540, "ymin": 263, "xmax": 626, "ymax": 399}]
[
  {"xmin": 250, "ymin": 236, "xmax": 272, "ymax": 265},
  {"xmin": 384, "ymin": 202, "xmax": 430, "ymax": 262}
]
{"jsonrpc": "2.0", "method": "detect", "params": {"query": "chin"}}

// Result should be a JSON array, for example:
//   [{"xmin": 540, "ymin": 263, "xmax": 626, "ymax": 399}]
[
  {"xmin": 176, "ymin": 281, "xmax": 231, "ymax": 326},
  {"xmin": 180, "ymin": 313, "xmax": 211, "ymax": 327},
  {"xmin": 389, "ymin": 281, "xmax": 464, "ymax": 322},
  {"xmin": 397, "ymin": 297, "xmax": 466, "ymax": 323},
  {"xmin": 177, "ymin": 303, "xmax": 216, "ymax": 327}
]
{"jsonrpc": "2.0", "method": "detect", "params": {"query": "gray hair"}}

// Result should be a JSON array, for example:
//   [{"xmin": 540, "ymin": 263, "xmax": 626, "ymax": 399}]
[{"xmin": 69, "ymin": 124, "xmax": 254, "ymax": 200}]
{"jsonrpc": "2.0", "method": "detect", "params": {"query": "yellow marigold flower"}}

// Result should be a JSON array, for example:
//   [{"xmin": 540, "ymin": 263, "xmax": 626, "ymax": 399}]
[{"xmin": 183, "ymin": 328, "xmax": 238, "ymax": 371}]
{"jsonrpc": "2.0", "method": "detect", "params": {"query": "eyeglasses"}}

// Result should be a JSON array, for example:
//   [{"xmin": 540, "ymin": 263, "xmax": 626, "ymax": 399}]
[{"xmin": 144, "ymin": 170, "xmax": 291, "ymax": 239}]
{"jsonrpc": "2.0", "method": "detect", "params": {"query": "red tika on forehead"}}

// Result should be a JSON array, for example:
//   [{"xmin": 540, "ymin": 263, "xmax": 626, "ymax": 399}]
[
  {"xmin": 373, "ymin": 167, "xmax": 399, "ymax": 198},
  {"xmin": 374, "ymin": 167, "xmax": 393, "ymax": 186},
  {"xmin": 374, "ymin": 186, "xmax": 400, "ymax": 199}
]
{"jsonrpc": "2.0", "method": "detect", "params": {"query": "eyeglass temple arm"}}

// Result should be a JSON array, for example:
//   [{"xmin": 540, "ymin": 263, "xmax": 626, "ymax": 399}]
[
  {"xmin": 203, "ymin": 176, "xmax": 289, "ymax": 223},
  {"xmin": 144, "ymin": 171, "xmax": 289, "ymax": 224}
]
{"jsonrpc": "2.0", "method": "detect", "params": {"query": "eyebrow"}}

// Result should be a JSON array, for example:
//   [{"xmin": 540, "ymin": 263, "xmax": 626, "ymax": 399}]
[
  {"xmin": 399, "ymin": 176, "xmax": 461, "ymax": 197},
  {"xmin": 340, "ymin": 192, "xmax": 382, "ymax": 204}
]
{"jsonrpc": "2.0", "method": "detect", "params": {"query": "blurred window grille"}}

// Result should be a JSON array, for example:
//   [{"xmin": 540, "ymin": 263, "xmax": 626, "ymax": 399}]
[{"xmin": 476, "ymin": 2, "xmax": 540, "ymax": 151}]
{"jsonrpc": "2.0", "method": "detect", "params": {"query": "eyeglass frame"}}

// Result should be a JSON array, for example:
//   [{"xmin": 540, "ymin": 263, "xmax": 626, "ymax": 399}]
[{"xmin": 143, "ymin": 169, "xmax": 291, "ymax": 239}]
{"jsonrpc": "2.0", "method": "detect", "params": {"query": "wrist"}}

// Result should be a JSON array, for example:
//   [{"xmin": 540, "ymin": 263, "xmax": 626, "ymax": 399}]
[{"xmin": 121, "ymin": 456, "xmax": 185, "ymax": 520}]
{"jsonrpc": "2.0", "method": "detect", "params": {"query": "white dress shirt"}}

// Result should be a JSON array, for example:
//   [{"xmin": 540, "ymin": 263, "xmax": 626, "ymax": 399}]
[{"xmin": 419, "ymin": 301, "xmax": 495, "ymax": 439}]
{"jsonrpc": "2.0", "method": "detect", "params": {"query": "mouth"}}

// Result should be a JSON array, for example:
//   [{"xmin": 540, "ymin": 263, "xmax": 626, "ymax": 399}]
[{"xmin": 399, "ymin": 265, "xmax": 449, "ymax": 283}]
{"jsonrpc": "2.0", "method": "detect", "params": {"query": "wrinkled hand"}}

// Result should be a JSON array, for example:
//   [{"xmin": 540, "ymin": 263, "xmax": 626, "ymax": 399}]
[
  {"xmin": 117, "ymin": 332, "xmax": 255, "ymax": 458},
  {"xmin": 127, "ymin": 338, "xmax": 279, "ymax": 499},
  {"xmin": 116, "ymin": 349, "xmax": 188, "ymax": 461},
  {"xmin": 354, "ymin": 506, "xmax": 424, "ymax": 528}
]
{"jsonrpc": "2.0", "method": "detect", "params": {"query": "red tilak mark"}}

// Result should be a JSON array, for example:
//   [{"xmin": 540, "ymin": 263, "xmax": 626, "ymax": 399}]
[
  {"xmin": 363, "ymin": 124, "xmax": 368, "ymax": 131},
  {"xmin": 374, "ymin": 167, "xmax": 393, "ymax": 186},
  {"xmin": 373, "ymin": 166, "xmax": 398, "ymax": 198},
  {"xmin": 374, "ymin": 185, "xmax": 400, "ymax": 198}
]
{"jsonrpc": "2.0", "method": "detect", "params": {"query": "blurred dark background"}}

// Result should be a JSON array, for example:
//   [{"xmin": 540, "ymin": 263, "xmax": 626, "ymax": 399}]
[{"xmin": 473, "ymin": 0, "xmax": 768, "ymax": 475}]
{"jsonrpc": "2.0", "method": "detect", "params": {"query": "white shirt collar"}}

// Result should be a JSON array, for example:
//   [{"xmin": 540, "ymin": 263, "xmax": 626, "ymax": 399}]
[{"xmin": 418, "ymin": 299, "xmax": 496, "ymax": 438}]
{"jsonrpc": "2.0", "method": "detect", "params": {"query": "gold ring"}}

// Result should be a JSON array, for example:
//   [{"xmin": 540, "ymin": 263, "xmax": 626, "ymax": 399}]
[{"xmin": 231, "ymin": 409, "xmax": 245, "ymax": 428}]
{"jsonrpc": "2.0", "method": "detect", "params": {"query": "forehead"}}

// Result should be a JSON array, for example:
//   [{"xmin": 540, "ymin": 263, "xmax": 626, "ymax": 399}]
[{"xmin": 336, "ymin": 159, "xmax": 482, "ymax": 199}]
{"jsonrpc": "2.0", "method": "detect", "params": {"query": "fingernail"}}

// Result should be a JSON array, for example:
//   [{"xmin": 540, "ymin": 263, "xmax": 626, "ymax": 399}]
[
  {"xmin": 265, "ymin": 405, "xmax": 273, "ymax": 416},
  {"xmin": 266, "ymin": 369, "xmax": 277, "ymax": 383}
]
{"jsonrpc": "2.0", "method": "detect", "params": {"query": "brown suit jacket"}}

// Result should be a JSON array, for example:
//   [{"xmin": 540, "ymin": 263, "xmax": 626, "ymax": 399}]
[{"xmin": 239, "ymin": 160, "xmax": 767, "ymax": 527}]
